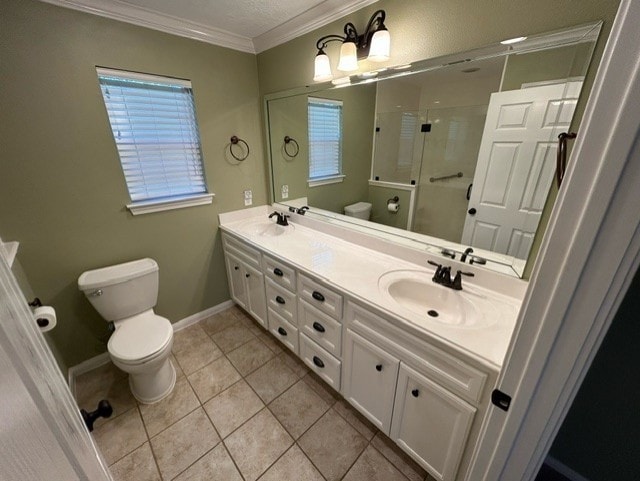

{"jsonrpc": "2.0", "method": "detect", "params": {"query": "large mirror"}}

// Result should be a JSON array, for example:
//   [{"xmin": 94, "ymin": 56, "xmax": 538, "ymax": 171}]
[{"xmin": 265, "ymin": 23, "xmax": 601, "ymax": 277}]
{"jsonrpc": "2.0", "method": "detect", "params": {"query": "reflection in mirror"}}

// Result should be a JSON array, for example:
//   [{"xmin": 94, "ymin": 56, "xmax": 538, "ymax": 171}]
[{"xmin": 266, "ymin": 23, "xmax": 601, "ymax": 278}]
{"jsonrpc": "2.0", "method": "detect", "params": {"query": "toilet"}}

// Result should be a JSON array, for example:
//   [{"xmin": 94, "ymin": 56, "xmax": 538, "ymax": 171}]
[
  {"xmin": 344, "ymin": 201, "xmax": 372, "ymax": 220},
  {"xmin": 78, "ymin": 258, "xmax": 175, "ymax": 404}
]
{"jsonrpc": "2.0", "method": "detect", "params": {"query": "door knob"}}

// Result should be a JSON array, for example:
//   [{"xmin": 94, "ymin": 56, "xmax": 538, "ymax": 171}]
[{"xmin": 468, "ymin": 207, "xmax": 477, "ymax": 215}]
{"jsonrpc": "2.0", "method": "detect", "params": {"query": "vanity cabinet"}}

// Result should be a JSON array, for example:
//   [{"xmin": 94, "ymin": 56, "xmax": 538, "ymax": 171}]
[
  {"xmin": 221, "ymin": 228, "xmax": 495, "ymax": 481},
  {"xmin": 223, "ymin": 242, "xmax": 267, "ymax": 328}
]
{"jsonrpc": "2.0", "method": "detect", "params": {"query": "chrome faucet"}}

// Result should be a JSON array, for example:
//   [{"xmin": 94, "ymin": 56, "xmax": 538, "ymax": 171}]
[{"xmin": 269, "ymin": 211, "xmax": 289, "ymax": 226}]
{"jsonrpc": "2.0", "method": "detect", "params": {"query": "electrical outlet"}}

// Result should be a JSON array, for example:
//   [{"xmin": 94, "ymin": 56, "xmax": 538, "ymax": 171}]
[
  {"xmin": 243, "ymin": 189, "xmax": 252, "ymax": 206},
  {"xmin": 281, "ymin": 184, "xmax": 289, "ymax": 199}
]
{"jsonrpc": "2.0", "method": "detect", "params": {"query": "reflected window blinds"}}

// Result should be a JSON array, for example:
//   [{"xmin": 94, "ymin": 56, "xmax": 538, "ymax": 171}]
[{"xmin": 308, "ymin": 97, "xmax": 343, "ymax": 180}]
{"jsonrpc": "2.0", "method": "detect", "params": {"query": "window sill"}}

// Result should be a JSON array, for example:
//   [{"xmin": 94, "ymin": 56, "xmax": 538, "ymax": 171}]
[
  {"xmin": 127, "ymin": 193, "xmax": 214, "ymax": 215},
  {"xmin": 308, "ymin": 175, "xmax": 346, "ymax": 187}
]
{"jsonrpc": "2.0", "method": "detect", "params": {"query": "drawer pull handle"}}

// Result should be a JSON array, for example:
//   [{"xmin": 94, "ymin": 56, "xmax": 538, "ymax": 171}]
[
  {"xmin": 375, "ymin": 364, "xmax": 383, "ymax": 372},
  {"xmin": 273, "ymin": 268, "xmax": 284, "ymax": 277},
  {"xmin": 312, "ymin": 322, "xmax": 325, "ymax": 333},
  {"xmin": 312, "ymin": 356, "xmax": 325, "ymax": 368},
  {"xmin": 411, "ymin": 389, "xmax": 420, "ymax": 398},
  {"xmin": 275, "ymin": 296, "xmax": 286, "ymax": 305},
  {"xmin": 277, "ymin": 327, "xmax": 287, "ymax": 336},
  {"xmin": 234, "ymin": 266, "xmax": 239, "ymax": 271},
  {"xmin": 312, "ymin": 291, "xmax": 325, "ymax": 302}
]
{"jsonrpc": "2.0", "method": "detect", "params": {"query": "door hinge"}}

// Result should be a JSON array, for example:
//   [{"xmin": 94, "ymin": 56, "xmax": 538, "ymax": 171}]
[{"xmin": 491, "ymin": 389, "xmax": 512, "ymax": 411}]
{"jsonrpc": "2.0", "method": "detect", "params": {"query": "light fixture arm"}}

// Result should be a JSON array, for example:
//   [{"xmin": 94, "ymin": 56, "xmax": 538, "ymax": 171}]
[{"xmin": 315, "ymin": 34, "xmax": 347, "ymax": 51}]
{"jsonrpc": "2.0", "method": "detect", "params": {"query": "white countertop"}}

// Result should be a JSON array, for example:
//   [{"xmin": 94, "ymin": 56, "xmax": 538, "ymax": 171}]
[{"xmin": 219, "ymin": 206, "xmax": 522, "ymax": 370}]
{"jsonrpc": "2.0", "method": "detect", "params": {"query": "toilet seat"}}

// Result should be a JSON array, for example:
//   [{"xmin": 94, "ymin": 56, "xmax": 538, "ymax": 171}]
[{"xmin": 108, "ymin": 311, "xmax": 173, "ymax": 365}]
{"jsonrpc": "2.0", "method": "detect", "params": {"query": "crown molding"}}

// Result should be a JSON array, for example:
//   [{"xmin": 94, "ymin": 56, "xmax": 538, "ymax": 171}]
[
  {"xmin": 253, "ymin": 0, "xmax": 380, "ymax": 54},
  {"xmin": 38, "ymin": 0, "xmax": 380, "ymax": 55},
  {"xmin": 38, "ymin": 0, "xmax": 256, "ymax": 53}
]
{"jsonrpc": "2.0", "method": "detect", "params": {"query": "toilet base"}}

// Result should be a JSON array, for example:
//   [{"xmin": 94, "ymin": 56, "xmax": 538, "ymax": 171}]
[{"xmin": 128, "ymin": 358, "xmax": 176, "ymax": 404}]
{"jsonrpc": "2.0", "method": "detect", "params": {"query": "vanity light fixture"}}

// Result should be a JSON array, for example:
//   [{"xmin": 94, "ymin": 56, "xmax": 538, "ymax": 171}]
[
  {"xmin": 500, "ymin": 36, "xmax": 527, "ymax": 45},
  {"xmin": 313, "ymin": 10, "xmax": 390, "ymax": 82}
]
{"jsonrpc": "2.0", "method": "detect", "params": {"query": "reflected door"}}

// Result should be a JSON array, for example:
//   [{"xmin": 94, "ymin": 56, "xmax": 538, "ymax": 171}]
[{"xmin": 461, "ymin": 82, "xmax": 581, "ymax": 258}]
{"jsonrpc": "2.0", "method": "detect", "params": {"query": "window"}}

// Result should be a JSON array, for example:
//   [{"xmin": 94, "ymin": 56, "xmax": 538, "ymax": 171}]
[
  {"xmin": 308, "ymin": 97, "xmax": 344, "ymax": 186},
  {"xmin": 97, "ymin": 68, "xmax": 212, "ymax": 215},
  {"xmin": 397, "ymin": 112, "xmax": 418, "ymax": 169}
]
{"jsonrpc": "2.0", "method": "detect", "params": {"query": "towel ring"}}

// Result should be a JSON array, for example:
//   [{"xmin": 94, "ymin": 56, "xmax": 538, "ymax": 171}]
[
  {"xmin": 229, "ymin": 136, "xmax": 249, "ymax": 161},
  {"xmin": 283, "ymin": 136, "xmax": 299, "ymax": 158}
]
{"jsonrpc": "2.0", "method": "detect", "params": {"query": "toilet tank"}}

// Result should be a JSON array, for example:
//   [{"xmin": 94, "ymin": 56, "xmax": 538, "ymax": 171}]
[
  {"xmin": 344, "ymin": 202, "xmax": 372, "ymax": 220},
  {"xmin": 78, "ymin": 258, "xmax": 159, "ymax": 321}
]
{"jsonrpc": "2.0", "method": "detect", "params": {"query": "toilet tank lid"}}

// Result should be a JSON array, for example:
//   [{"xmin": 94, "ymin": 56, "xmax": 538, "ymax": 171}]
[
  {"xmin": 344, "ymin": 202, "xmax": 372, "ymax": 213},
  {"xmin": 78, "ymin": 258, "xmax": 158, "ymax": 291}
]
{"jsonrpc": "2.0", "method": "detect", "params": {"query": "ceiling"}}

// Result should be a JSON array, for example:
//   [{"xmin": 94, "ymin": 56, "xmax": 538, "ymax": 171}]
[{"xmin": 39, "ymin": 0, "xmax": 380, "ymax": 53}]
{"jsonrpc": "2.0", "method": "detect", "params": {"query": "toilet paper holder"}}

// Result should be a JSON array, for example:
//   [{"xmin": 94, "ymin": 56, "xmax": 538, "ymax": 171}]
[{"xmin": 387, "ymin": 196, "xmax": 399, "ymax": 206}]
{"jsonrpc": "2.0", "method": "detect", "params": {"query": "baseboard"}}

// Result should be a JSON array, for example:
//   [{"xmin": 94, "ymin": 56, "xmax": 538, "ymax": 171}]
[
  {"xmin": 67, "ymin": 299, "xmax": 235, "ymax": 393},
  {"xmin": 544, "ymin": 456, "xmax": 589, "ymax": 481},
  {"xmin": 171, "ymin": 299, "xmax": 235, "ymax": 332}
]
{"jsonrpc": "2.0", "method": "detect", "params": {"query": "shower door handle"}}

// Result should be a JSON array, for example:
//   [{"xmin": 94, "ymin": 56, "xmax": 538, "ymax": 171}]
[
  {"xmin": 557, "ymin": 132, "xmax": 577, "ymax": 187},
  {"xmin": 466, "ymin": 183, "xmax": 473, "ymax": 200}
]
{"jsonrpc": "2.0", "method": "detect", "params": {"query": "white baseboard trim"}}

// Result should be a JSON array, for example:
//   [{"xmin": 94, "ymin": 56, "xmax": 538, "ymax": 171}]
[
  {"xmin": 171, "ymin": 299, "xmax": 235, "ymax": 332},
  {"xmin": 67, "ymin": 299, "xmax": 235, "ymax": 393},
  {"xmin": 544, "ymin": 456, "xmax": 589, "ymax": 481}
]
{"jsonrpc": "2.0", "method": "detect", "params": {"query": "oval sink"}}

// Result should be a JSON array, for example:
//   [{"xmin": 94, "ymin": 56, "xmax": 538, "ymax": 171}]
[{"xmin": 378, "ymin": 270, "xmax": 496, "ymax": 328}]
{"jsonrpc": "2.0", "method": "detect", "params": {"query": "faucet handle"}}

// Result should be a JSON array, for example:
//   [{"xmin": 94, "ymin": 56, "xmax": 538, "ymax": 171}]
[
  {"xmin": 452, "ymin": 270, "xmax": 474, "ymax": 290},
  {"xmin": 427, "ymin": 260, "xmax": 441, "ymax": 268}
]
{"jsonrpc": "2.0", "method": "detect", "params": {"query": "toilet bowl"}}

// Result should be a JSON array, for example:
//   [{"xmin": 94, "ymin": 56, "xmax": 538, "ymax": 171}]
[
  {"xmin": 78, "ymin": 258, "xmax": 176, "ymax": 404},
  {"xmin": 344, "ymin": 201, "xmax": 372, "ymax": 220}
]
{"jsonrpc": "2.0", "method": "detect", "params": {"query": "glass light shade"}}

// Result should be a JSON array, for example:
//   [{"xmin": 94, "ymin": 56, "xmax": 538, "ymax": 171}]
[
  {"xmin": 337, "ymin": 41, "xmax": 358, "ymax": 71},
  {"xmin": 313, "ymin": 52, "xmax": 333, "ymax": 82},
  {"xmin": 368, "ymin": 29, "xmax": 390, "ymax": 62}
]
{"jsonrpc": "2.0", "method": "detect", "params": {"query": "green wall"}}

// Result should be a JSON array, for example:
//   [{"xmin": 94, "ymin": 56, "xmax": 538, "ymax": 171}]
[{"xmin": 0, "ymin": 0, "xmax": 267, "ymax": 371}]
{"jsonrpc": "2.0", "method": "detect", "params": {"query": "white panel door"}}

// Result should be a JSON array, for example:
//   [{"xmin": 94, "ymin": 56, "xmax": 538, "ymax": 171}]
[
  {"xmin": 343, "ymin": 329, "xmax": 400, "ymax": 434},
  {"xmin": 390, "ymin": 363, "xmax": 475, "ymax": 481},
  {"xmin": 245, "ymin": 263, "xmax": 267, "ymax": 328},
  {"xmin": 225, "ymin": 252, "xmax": 248, "ymax": 310},
  {"xmin": 461, "ymin": 82, "xmax": 581, "ymax": 258},
  {"xmin": 0, "ymin": 252, "xmax": 112, "ymax": 480}
]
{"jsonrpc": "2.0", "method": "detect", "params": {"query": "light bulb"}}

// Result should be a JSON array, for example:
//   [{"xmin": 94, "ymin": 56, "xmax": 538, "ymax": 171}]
[
  {"xmin": 368, "ymin": 29, "xmax": 390, "ymax": 62},
  {"xmin": 337, "ymin": 41, "xmax": 358, "ymax": 72},
  {"xmin": 313, "ymin": 51, "xmax": 333, "ymax": 82}
]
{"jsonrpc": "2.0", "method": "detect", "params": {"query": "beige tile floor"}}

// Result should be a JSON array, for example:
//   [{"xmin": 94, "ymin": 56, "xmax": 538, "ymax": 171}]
[{"xmin": 76, "ymin": 306, "xmax": 434, "ymax": 481}]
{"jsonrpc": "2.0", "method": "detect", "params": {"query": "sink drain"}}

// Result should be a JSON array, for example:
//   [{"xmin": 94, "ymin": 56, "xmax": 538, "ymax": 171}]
[{"xmin": 427, "ymin": 310, "xmax": 439, "ymax": 318}]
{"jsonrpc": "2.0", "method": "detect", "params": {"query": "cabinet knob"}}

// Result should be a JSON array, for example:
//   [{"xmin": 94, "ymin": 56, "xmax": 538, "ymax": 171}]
[
  {"xmin": 277, "ymin": 327, "xmax": 287, "ymax": 336},
  {"xmin": 312, "ymin": 322, "xmax": 325, "ymax": 333},
  {"xmin": 245, "ymin": 273, "xmax": 250, "ymax": 278},
  {"xmin": 234, "ymin": 266, "xmax": 239, "ymax": 270},
  {"xmin": 275, "ymin": 296, "xmax": 286, "ymax": 305},
  {"xmin": 411, "ymin": 389, "xmax": 420, "ymax": 398},
  {"xmin": 273, "ymin": 268, "xmax": 284, "ymax": 277},
  {"xmin": 312, "ymin": 291, "xmax": 325, "ymax": 302},
  {"xmin": 375, "ymin": 364, "xmax": 383, "ymax": 372},
  {"xmin": 312, "ymin": 356, "xmax": 325, "ymax": 368}
]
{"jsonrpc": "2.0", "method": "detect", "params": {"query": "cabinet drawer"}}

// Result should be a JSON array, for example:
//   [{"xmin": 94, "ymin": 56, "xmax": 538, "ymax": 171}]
[
  {"xmin": 265, "ymin": 279, "xmax": 297, "ymax": 325},
  {"xmin": 298, "ymin": 274, "xmax": 343, "ymax": 320},
  {"xmin": 222, "ymin": 233, "xmax": 261, "ymax": 269},
  {"xmin": 347, "ymin": 301, "xmax": 487, "ymax": 404},
  {"xmin": 299, "ymin": 334, "xmax": 341, "ymax": 391},
  {"xmin": 268, "ymin": 309, "xmax": 299, "ymax": 355},
  {"xmin": 263, "ymin": 254, "xmax": 296, "ymax": 292},
  {"xmin": 298, "ymin": 300, "xmax": 342, "ymax": 358}
]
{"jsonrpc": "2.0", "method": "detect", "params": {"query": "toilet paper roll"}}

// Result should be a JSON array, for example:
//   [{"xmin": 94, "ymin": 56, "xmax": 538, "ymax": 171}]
[
  {"xmin": 33, "ymin": 306, "xmax": 57, "ymax": 332},
  {"xmin": 387, "ymin": 202, "xmax": 399, "ymax": 213}
]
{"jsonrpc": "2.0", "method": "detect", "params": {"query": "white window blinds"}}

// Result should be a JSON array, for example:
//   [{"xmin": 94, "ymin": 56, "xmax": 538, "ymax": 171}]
[
  {"xmin": 96, "ymin": 68, "xmax": 207, "ymax": 203},
  {"xmin": 308, "ymin": 97, "xmax": 343, "ymax": 180}
]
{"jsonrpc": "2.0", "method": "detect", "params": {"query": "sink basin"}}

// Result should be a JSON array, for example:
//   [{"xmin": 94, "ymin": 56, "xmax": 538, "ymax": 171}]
[
  {"xmin": 378, "ymin": 270, "xmax": 496, "ymax": 328},
  {"xmin": 239, "ymin": 220, "xmax": 295, "ymax": 237}
]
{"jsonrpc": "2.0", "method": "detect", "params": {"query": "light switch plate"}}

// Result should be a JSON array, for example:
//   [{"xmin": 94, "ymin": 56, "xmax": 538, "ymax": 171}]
[
  {"xmin": 243, "ymin": 189, "xmax": 252, "ymax": 206},
  {"xmin": 281, "ymin": 184, "xmax": 289, "ymax": 199}
]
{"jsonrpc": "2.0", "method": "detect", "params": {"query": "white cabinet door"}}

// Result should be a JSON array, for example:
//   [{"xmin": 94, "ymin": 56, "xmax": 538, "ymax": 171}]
[
  {"xmin": 225, "ymin": 252, "xmax": 247, "ymax": 309},
  {"xmin": 343, "ymin": 329, "xmax": 400, "ymax": 433},
  {"xmin": 391, "ymin": 364, "xmax": 476, "ymax": 481},
  {"xmin": 244, "ymin": 262, "xmax": 267, "ymax": 328}
]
